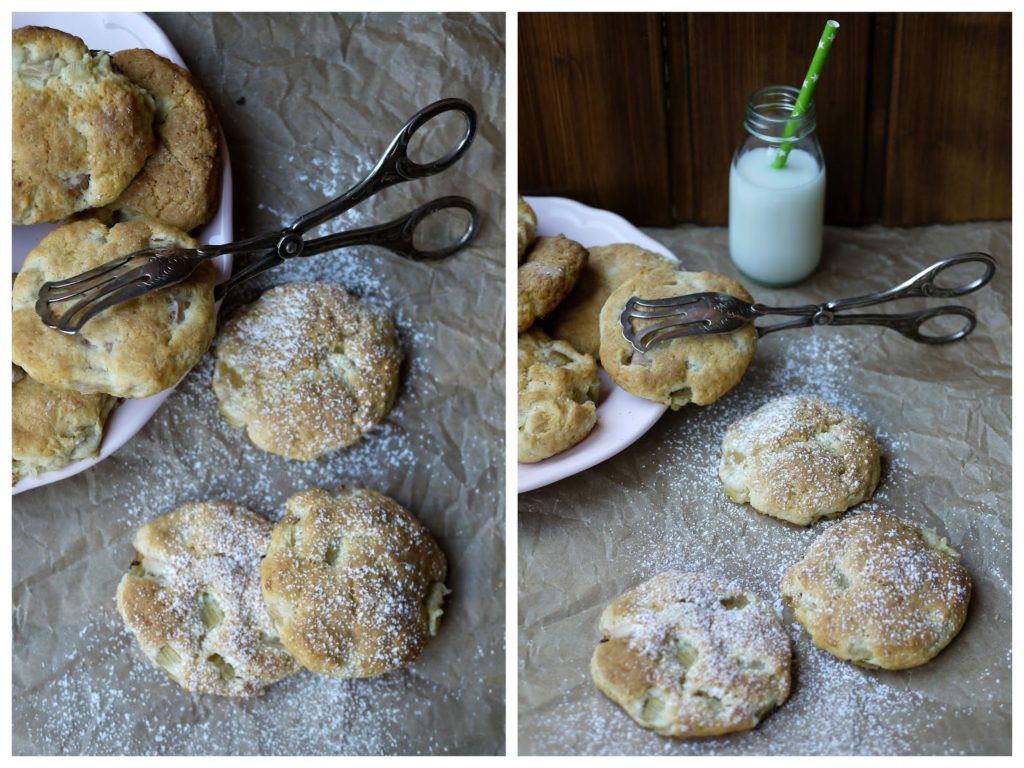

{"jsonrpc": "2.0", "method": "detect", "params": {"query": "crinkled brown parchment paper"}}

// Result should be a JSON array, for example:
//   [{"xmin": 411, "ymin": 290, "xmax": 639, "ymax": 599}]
[
  {"xmin": 519, "ymin": 222, "xmax": 1011, "ymax": 755},
  {"xmin": 12, "ymin": 12, "xmax": 505, "ymax": 756}
]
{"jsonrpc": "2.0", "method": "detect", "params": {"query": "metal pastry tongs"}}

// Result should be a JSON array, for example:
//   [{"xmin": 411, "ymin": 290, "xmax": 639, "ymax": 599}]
[
  {"xmin": 35, "ymin": 98, "xmax": 481, "ymax": 333},
  {"xmin": 620, "ymin": 252, "xmax": 996, "ymax": 353}
]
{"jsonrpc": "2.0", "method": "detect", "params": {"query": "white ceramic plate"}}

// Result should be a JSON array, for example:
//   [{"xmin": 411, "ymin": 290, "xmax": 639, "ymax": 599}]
[
  {"xmin": 518, "ymin": 196, "xmax": 672, "ymax": 494},
  {"xmin": 12, "ymin": 12, "xmax": 234, "ymax": 494}
]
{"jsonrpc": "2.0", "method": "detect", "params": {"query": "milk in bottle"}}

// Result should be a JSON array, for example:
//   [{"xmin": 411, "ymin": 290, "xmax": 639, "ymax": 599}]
[{"xmin": 728, "ymin": 85, "xmax": 825, "ymax": 286}]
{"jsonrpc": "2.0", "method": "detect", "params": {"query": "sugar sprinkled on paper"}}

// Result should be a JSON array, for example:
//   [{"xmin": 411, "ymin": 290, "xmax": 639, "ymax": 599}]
[
  {"xmin": 520, "ymin": 328, "xmax": 1008, "ymax": 755},
  {"xmin": 15, "ymin": 222, "xmax": 500, "ymax": 754}
]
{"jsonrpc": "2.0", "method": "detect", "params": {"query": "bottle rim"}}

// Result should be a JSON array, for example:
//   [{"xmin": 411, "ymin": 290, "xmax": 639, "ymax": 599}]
[{"xmin": 744, "ymin": 84, "xmax": 816, "ymax": 142}]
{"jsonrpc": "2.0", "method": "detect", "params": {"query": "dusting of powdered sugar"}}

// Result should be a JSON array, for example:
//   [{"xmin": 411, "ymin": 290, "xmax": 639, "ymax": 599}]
[
  {"xmin": 13, "ymin": 202, "xmax": 502, "ymax": 754},
  {"xmin": 20, "ymin": 612, "xmax": 485, "ymax": 755},
  {"xmin": 520, "ymin": 327, "xmax": 1009, "ymax": 755}
]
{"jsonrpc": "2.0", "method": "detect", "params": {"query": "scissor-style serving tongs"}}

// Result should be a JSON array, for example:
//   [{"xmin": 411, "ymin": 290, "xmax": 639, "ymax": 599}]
[
  {"xmin": 620, "ymin": 252, "xmax": 996, "ymax": 353},
  {"xmin": 36, "ymin": 98, "xmax": 481, "ymax": 333}
]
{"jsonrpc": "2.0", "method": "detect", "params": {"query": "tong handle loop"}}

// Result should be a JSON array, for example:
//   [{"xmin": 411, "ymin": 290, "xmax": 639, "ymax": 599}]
[
  {"xmin": 903, "ymin": 306, "xmax": 977, "ymax": 343},
  {"xmin": 828, "ymin": 252, "xmax": 995, "ymax": 311},
  {"xmin": 392, "ymin": 97, "xmax": 477, "ymax": 179},
  {"xmin": 826, "ymin": 306, "xmax": 977, "ymax": 344},
  {"xmin": 303, "ymin": 196, "xmax": 480, "ymax": 261},
  {"xmin": 290, "ymin": 98, "xmax": 477, "ymax": 234}
]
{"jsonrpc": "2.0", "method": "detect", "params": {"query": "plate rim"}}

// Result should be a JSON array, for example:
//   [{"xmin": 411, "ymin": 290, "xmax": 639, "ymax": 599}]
[{"xmin": 517, "ymin": 195, "xmax": 671, "ymax": 494}]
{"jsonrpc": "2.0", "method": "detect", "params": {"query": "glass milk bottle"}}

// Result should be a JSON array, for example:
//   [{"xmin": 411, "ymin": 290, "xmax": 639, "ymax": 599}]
[{"xmin": 728, "ymin": 85, "xmax": 825, "ymax": 286}]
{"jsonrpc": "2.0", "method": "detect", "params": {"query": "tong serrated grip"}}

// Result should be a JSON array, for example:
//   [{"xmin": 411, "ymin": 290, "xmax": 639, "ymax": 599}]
[{"xmin": 620, "ymin": 293, "xmax": 757, "ymax": 352}]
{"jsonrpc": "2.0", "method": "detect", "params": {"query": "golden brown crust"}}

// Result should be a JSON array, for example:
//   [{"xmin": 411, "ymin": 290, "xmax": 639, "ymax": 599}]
[
  {"xmin": 115, "ymin": 501, "xmax": 300, "ymax": 697},
  {"xmin": 600, "ymin": 269, "xmax": 758, "ymax": 409},
  {"xmin": 719, "ymin": 395, "xmax": 881, "ymax": 525},
  {"xmin": 591, "ymin": 571, "xmax": 791, "ymax": 738},
  {"xmin": 260, "ymin": 487, "xmax": 448, "ymax": 678},
  {"xmin": 517, "ymin": 196, "xmax": 537, "ymax": 263},
  {"xmin": 549, "ymin": 243, "xmax": 676, "ymax": 360},
  {"xmin": 13, "ymin": 26, "xmax": 156, "ymax": 224},
  {"xmin": 780, "ymin": 511, "xmax": 972, "ymax": 670},
  {"xmin": 102, "ymin": 49, "xmax": 221, "ymax": 232},
  {"xmin": 12, "ymin": 368, "xmax": 116, "ymax": 484},
  {"xmin": 12, "ymin": 218, "xmax": 216, "ymax": 398},
  {"xmin": 517, "ymin": 235, "xmax": 587, "ymax": 333},
  {"xmin": 212, "ymin": 282, "xmax": 403, "ymax": 461},
  {"xmin": 518, "ymin": 328, "xmax": 599, "ymax": 463}
]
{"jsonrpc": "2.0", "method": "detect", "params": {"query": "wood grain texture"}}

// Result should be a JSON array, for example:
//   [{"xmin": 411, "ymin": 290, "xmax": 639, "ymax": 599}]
[
  {"xmin": 665, "ymin": 14, "xmax": 695, "ymax": 222},
  {"xmin": 519, "ymin": 12, "xmax": 1011, "ymax": 227},
  {"xmin": 882, "ymin": 13, "xmax": 1011, "ymax": 224},
  {"xmin": 518, "ymin": 13, "xmax": 673, "ymax": 225},
  {"xmin": 681, "ymin": 13, "xmax": 871, "ymax": 225},
  {"xmin": 861, "ymin": 12, "xmax": 895, "ymax": 223}
]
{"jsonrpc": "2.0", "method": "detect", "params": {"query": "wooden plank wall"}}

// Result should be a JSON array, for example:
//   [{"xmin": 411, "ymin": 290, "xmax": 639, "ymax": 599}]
[
  {"xmin": 518, "ymin": 14, "xmax": 672, "ymax": 223},
  {"xmin": 519, "ymin": 12, "xmax": 1011, "ymax": 227},
  {"xmin": 882, "ymin": 13, "xmax": 1012, "ymax": 224}
]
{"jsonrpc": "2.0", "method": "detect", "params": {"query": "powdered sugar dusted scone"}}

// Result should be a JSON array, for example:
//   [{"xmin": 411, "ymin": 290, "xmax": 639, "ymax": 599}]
[
  {"xmin": 99, "ymin": 49, "xmax": 221, "ymax": 232},
  {"xmin": 781, "ymin": 511, "xmax": 971, "ymax": 670},
  {"xmin": 600, "ymin": 269, "xmax": 758, "ymax": 409},
  {"xmin": 517, "ymin": 235, "xmax": 587, "ymax": 333},
  {"xmin": 719, "ymin": 395, "xmax": 881, "ymax": 525},
  {"xmin": 591, "ymin": 571, "xmax": 791, "ymax": 738},
  {"xmin": 116, "ymin": 501, "xmax": 300, "ymax": 697},
  {"xmin": 12, "ymin": 218, "xmax": 216, "ymax": 398},
  {"xmin": 212, "ymin": 282, "xmax": 402, "ymax": 461},
  {"xmin": 518, "ymin": 329, "xmax": 599, "ymax": 463},
  {"xmin": 549, "ymin": 243, "xmax": 676, "ymax": 360},
  {"xmin": 12, "ymin": 367, "xmax": 116, "ymax": 484},
  {"xmin": 260, "ymin": 487, "xmax": 448, "ymax": 678},
  {"xmin": 13, "ymin": 26, "xmax": 156, "ymax": 224},
  {"xmin": 517, "ymin": 196, "xmax": 537, "ymax": 263}
]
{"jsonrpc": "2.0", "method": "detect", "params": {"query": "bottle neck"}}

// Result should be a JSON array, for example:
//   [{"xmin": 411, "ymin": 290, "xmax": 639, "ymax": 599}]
[{"xmin": 743, "ymin": 85, "xmax": 816, "ymax": 143}]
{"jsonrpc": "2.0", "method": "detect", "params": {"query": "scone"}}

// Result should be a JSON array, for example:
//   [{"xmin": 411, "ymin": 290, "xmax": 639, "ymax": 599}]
[
  {"xmin": 549, "ymin": 243, "xmax": 676, "ymax": 360},
  {"xmin": 12, "ymin": 366, "xmax": 116, "ymax": 484},
  {"xmin": 260, "ymin": 487, "xmax": 448, "ymax": 678},
  {"xmin": 116, "ymin": 501, "xmax": 300, "ymax": 697},
  {"xmin": 591, "ymin": 571, "xmax": 791, "ymax": 738},
  {"xmin": 518, "ymin": 329, "xmax": 599, "ymax": 463},
  {"xmin": 517, "ymin": 196, "xmax": 537, "ymax": 263},
  {"xmin": 781, "ymin": 511, "xmax": 972, "ymax": 670},
  {"xmin": 600, "ymin": 269, "xmax": 758, "ymax": 408},
  {"xmin": 718, "ymin": 395, "xmax": 881, "ymax": 525},
  {"xmin": 12, "ymin": 218, "xmax": 216, "ymax": 398},
  {"xmin": 212, "ymin": 282, "xmax": 402, "ymax": 460},
  {"xmin": 517, "ymin": 235, "xmax": 587, "ymax": 333},
  {"xmin": 13, "ymin": 26, "xmax": 156, "ymax": 224},
  {"xmin": 98, "ymin": 49, "xmax": 221, "ymax": 232}
]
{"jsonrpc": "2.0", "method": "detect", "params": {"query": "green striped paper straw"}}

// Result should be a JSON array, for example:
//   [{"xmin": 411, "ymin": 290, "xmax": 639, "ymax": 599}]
[{"xmin": 771, "ymin": 19, "xmax": 840, "ymax": 169}]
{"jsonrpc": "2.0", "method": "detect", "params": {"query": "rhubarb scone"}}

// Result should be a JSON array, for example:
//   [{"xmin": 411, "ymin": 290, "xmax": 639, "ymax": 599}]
[
  {"xmin": 719, "ymin": 395, "xmax": 881, "ymax": 525},
  {"xmin": 592, "ymin": 571, "xmax": 791, "ymax": 738},
  {"xmin": 13, "ymin": 26, "xmax": 155, "ymax": 224},
  {"xmin": 212, "ymin": 282, "xmax": 403, "ymax": 460},
  {"xmin": 12, "ymin": 218, "xmax": 216, "ymax": 398},
  {"xmin": 260, "ymin": 487, "xmax": 449, "ymax": 678},
  {"xmin": 12, "ymin": 366, "xmax": 116, "ymax": 484},
  {"xmin": 100, "ymin": 48, "xmax": 221, "ymax": 232},
  {"xmin": 781, "ymin": 511, "xmax": 972, "ymax": 670},
  {"xmin": 116, "ymin": 501, "xmax": 300, "ymax": 696},
  {"xmin": 517, "ymin": 234, "xmax": 587, "ymax": 333},
  {"xmin": 550, "ymin": 243, "xmax": 676, "ymax": 360},
  {"xmin": 517, "ymin": 196, "xmax": 537, "ymax": 263},
  {"xmin": 518, "ymin": 328, "xmax": 599, "ymax": 463},
  {"xmin": 601, "ymin": 269, "xmax": 758, "ymax": 409}
]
